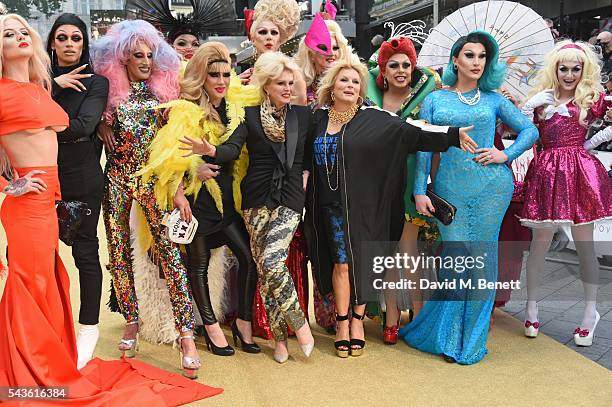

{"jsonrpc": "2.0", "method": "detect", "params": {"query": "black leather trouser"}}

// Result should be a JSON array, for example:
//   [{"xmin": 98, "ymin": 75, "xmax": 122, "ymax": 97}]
[{"xmin": 185, "ymin": 218, "xmax": 257, "ymax": 325}]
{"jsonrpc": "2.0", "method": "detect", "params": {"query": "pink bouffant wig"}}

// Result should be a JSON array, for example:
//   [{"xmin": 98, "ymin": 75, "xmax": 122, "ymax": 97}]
[
  {"xmin": 376, "ymin": 36, "xmax": 417, "ymax": 90},
  {"xmin": 91, "ymin": 20, "xmax": 180, "ymax": 122}
]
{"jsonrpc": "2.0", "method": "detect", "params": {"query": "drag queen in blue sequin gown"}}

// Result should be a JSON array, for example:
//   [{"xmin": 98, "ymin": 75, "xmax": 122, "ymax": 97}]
[{"xmin": 398, "ymin": 31, "xmax": 538, "ymax": 364}]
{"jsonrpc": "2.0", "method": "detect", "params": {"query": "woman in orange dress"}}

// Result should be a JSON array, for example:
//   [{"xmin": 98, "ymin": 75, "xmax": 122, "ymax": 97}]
[{"xmin": 0, "ymin": 13, "xmax": 220, "ymax": 405}]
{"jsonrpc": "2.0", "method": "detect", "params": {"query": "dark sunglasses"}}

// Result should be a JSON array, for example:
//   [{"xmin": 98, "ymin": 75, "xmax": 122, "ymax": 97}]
[
  {"xmin": 209, "ymin": 72, "xmax": 231, "ymax": 78},
  {"xmin": 387, "ymin": 61, "xmax": 411, "ymax": 69}
]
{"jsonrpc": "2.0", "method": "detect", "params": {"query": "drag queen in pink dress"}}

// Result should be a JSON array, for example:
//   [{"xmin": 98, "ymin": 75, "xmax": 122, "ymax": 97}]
[{"xmin": 520, "ymin": 41, "xmax": 612, "ymax": 346}]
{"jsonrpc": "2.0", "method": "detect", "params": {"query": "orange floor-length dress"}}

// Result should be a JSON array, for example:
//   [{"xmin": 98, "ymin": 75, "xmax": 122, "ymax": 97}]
[
  {"xmin": 0, "ymin": 167, "xmax": 222, "ymax": 405},
  {"xmin": 0, "ymin": 79, "xmax": 221, "ymax": 405},
  {"xmin": 0, "ymin": 166, "xmax": 222, "ymax": 406}
]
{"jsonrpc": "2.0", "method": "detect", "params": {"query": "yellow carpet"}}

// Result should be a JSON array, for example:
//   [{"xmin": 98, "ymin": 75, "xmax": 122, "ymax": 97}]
[{"xmin": 1, "ymin": 210, "xmax": 611, "ymax": 406}]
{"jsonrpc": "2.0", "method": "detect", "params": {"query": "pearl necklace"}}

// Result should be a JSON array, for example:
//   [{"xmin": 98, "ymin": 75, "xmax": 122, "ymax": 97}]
[{"xmin": 455, "ymin": 88, "xmax": 480, "ymax": 106}]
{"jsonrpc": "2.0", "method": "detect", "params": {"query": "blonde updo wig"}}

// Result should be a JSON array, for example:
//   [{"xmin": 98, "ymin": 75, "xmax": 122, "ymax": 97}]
[
  {"xmin": 250, "ymin": 0, "xmax": 300, "ymax": 45},
  {"xmin": 317, "ymin": 52, "xmax": 368, "ymax": 107},
  {"xmin": 254, "ymin": 51, "xmax": 301, "ymax": 98}
]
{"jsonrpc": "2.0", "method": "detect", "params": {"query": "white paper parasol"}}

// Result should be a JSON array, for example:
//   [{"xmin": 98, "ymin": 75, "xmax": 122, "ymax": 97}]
[{"xmin": 418, "ymin": 0, "xmax": 554, "ymax": 101}]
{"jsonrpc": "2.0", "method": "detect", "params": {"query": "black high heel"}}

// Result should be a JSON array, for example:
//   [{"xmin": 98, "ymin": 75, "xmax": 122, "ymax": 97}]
[
  {"xmin": 443, "ymin": 354, "xmax": 457, "ymax": 363},
  {"xmin": 231, "ymin": 320, "xmax": 261, "ymax": 354},
  {"xmin": 350, "ymin": 310, "xmax": 366, "ymax": 357},
  {"xmin": 334, "ymin": 314, "xmax": 350, "ymax": 358},
  {"xmin": 201, "ymin": 327, "xmax": 235, "ymax": 356}
]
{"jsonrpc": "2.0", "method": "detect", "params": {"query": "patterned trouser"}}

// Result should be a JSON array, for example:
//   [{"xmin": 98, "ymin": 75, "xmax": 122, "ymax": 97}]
[
  {"xmin": 103, "ymin": 175, "xmax": 195, "ymax": 332},
  {"xmin": 243, "ymin": 205, "xmax": 306, "ymax": 341}
]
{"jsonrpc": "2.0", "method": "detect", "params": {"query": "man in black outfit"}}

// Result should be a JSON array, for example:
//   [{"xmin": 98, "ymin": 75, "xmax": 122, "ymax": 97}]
[{"xmin": 46, "ymin": 13, "xmax": 109, "ymax": 369}]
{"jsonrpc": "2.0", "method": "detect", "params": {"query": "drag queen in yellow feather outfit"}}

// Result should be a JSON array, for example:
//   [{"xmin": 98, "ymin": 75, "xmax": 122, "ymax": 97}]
[{"xmin": 139, "ymin": 42, "xmax": 262, "ymax": 355}]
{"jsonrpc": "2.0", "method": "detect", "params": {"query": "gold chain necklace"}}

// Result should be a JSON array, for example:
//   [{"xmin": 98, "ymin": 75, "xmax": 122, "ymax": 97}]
[{"xmin": 328, "ymin": 103, "xmax": 359, "ymax": 125}]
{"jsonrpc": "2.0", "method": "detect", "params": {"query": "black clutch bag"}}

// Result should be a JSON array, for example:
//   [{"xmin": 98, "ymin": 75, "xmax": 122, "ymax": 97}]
[
  {"xmin": 55, "ymin": 200, "xmax": 91, "ymax": 246},
  {"xmin": 411, "ymin": 186, "xmax": 457, "ymax": 226}
]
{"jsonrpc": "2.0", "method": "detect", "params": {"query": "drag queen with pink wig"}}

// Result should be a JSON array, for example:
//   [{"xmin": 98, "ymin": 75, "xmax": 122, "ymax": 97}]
[
  {"xmin": 520, "ymin": 41, "xmax": 612, "ymax": 346},
  {"xmin": 92, "ymin": 20, "xmax": 202, "ymax": 378}
]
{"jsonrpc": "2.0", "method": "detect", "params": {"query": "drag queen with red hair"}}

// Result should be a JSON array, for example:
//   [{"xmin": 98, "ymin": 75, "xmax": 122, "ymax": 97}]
[
  {"xmin": 366, "ymin": 35, "xmax": 440, "ymax": 343},
  {"xmin": 520, "ymin": 41, "xmax": 612, "ymax": 345},
  {"xmin": 0, "ymin": 13, "xmax": 219, "ymax": 404}
]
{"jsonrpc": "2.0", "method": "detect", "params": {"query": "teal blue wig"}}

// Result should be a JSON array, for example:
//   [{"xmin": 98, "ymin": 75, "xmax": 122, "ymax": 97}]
[{"xmin": 441, "ymin": 30, "xmax": 507, "ymax": 91}]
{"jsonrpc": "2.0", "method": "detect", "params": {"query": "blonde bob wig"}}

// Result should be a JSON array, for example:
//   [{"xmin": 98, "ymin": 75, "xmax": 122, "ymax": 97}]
[
  {"xmin": 0, "ymin": 14, "xmax": 51, "ymax": 90},
  {"xmin": 528, "ymin": 40, "xmax": 603, "ymax": 127},
  {"xmin": 250, "ymin": 0, "xmax": 300, "ymax": 46},
  {"xmin": 180, "ymin": 41, "xmax": 231, "ymax": 128},
  {"xmin": 294, "ymin": 20, "xmax": 352, "ymax": 87},
  {"xmin": 253, "ymin": 51, "xmax": 301, "ymax": 98},
  {"xmin": 317, "ymin": 52, "xmax": 368, "ymax": 107}
]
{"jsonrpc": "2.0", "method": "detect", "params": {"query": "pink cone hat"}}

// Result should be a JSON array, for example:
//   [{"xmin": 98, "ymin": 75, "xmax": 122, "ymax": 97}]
[
  {"xmin": 305, "ymin": 13, "xmax": 332, "ymax": 56},
  {"xmin": 325, "ymin": 0, "xmax": 337, "ymax": 20}
]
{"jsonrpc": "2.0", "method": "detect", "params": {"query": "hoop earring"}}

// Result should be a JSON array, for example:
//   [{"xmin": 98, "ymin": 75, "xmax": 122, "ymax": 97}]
[
  {"xmin": 51, "ymin": 49, "xmax": 56, "ymax": 64},
  {"xmin": 203, "ymin": 90, "xmax": 211, "ymax": 103},
  {"xmin": 383, "ymin": 77, "xmax": 389, "ymax": 90},
  {"xmin": 357, "ymin": 96, "xmax": 364, "ymax": 106}
]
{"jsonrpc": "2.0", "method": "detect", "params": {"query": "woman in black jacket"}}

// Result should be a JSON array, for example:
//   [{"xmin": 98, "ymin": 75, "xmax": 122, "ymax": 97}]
[
  {"xmin": 303, "ymin": 54, "xmax": 476, "ymax": 358},
  {"xmin": 46, "ymin": 13, "xmax": 109, "ymax": 369},
  {"xmin": 182, "ymin": 52, "xmax": 315, "ymax": 364}
]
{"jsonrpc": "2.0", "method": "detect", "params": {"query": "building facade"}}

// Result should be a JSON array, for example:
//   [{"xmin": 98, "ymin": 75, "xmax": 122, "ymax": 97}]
[
  {"xmin": 368, "ymin": 0, "xmax": 611, "ymax": 43},
  {"xmin": 27, "ymin": 0, "xmax": 125, "ymax": 40}
]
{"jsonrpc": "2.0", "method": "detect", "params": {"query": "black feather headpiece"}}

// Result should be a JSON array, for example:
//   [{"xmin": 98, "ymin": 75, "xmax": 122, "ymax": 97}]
[{"xmin": 130, "ymin": 0, "xmax": 236, "ymax": 43}]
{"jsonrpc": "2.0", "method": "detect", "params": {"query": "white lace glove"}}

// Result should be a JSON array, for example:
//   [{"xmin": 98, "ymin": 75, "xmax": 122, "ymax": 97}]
[
  {"xmin": 521, "ymin": 89, "xmax": 555, "ymax": 120},
  {"xmin": 584, "ymin": 126, "xmax": 612, "ymax": 150}
]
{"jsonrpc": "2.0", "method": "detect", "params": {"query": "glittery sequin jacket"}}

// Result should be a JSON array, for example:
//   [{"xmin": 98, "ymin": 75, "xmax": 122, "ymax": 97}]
[{"xmin": 106, "ymin": 81, "xmax": 160, "ymax": 185}]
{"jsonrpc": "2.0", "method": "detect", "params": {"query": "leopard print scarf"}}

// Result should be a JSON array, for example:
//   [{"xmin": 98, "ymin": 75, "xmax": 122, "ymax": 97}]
[{"xmin": 260, "ymin": 96, "xmax": 287, "ymax": 143}]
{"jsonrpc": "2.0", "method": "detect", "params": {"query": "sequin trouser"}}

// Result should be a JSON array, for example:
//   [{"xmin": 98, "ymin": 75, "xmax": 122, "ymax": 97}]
[
  {"xmin": 103, "ymin": 176, "xmax": 195, "ymax": 332},
  {"xmin": 243, "ymin": 206, "xmax": 306, "ymax": 341}
]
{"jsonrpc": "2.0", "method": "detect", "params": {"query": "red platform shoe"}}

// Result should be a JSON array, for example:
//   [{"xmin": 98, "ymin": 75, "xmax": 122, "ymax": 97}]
[{"xmin": 383, "ymin": 309, "xmax": 401, "ymax": 345}]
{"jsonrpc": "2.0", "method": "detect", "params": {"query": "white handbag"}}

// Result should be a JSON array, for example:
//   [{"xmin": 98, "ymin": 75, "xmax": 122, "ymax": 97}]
[{"xmin": 161, "ymin": 209, "xmax": 198, "ymax": 244}]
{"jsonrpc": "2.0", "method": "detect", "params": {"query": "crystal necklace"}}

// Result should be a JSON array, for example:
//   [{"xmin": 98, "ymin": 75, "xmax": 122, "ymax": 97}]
[{"xmin": 455, "ymin": 87, "xmax": 480, "ymax": 106}]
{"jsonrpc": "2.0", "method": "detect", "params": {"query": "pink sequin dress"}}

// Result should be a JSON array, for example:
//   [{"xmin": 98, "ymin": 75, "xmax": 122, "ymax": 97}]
[{"xmin": 521, "ymin": 93, "xmax": 612, "ymax": 227}]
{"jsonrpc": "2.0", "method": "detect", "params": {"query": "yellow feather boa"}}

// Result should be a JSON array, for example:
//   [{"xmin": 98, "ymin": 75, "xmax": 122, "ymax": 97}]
[{"xmin": 135, "ymin": 74, "xmax": 260, "ymax": 248}]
